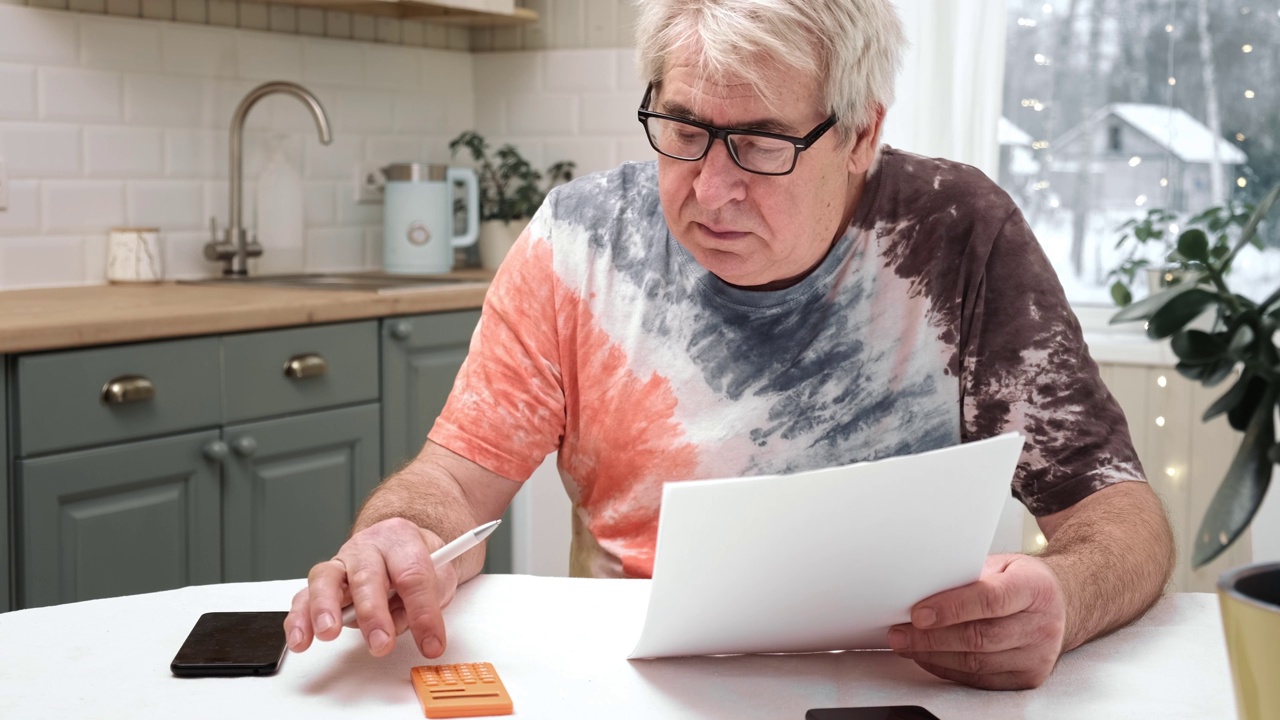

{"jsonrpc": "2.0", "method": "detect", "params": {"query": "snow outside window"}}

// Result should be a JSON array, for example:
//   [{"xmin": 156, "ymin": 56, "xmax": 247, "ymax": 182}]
[{"xmin": 997, "ymin": 0, "xmax": 1280, "ymax": 307}]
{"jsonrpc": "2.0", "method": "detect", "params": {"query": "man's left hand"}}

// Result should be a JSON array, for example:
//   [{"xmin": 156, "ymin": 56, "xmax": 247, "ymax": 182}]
[{"xmin": 886, "ymin": 553, "xmax": 1067, "ymax": 690}]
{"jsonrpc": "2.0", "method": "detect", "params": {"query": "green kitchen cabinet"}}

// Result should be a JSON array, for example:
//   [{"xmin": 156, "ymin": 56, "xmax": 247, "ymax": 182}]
[
  {"xmin": 380, "ymin": 311, "xmax": 513, "ymax": 574},
  {"xmin": 221, "ymin": 403, "xmax": 380, "ymax": 583},
  {"xmin": 2, "ymin": 357, "xmax": 9, "ymax": 612},
  {"xmin": 18, "ymin": 431, "xmax": 223, "ymax": 609}
]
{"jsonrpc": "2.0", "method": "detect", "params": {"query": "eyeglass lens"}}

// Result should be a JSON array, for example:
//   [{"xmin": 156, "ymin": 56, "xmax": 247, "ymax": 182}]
[{"xmin": 644, "ymin": 117, "xmax": 796, "ymax": 174}]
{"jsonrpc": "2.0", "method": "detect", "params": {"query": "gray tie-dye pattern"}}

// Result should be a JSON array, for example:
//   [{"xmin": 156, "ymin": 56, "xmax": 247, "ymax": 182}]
[{"xmin": 545, "ymin": 150, "xmax": 1144, "ymax": 515}]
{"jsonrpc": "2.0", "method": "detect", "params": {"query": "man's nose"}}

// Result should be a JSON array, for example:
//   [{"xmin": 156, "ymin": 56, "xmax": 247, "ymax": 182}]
[{"xmin": 692, "ymin": 139, "xmax": 748, "ymax": 209}]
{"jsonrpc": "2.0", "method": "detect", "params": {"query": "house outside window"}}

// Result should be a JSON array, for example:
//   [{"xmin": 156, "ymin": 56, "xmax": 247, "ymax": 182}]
[{"xmin": 997, "ymin": 0, "xmax": 1280, "ymax": 307}]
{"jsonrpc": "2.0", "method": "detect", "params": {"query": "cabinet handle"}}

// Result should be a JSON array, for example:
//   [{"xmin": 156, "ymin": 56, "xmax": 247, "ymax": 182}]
[
  {"xmin": 284, "ymin": 353, "xmax": 328, "ymax": 379},
  {"xmin": 203, "ymin": 440, "xmax": 229, "ymax": 462},
  {"xmin": 101, "ymin": 375, "xmax": 155, "ymax": 405},
  {"xmin": 389, "ymin": 320, "xmax": 412, "ymax": 340},
  {"xmin": 232, "ymin": 436, "xmax": 257, "ymax": 457}
]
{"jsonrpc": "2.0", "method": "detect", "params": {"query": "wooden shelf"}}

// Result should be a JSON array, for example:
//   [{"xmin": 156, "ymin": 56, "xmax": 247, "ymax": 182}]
[{"xmin": 240, "ymin": 0, "xmax": 538, "ymax": 24}]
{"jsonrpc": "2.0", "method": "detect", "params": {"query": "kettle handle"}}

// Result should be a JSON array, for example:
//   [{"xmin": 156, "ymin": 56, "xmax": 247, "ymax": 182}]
[{"xmin": 448, "ymin": 166, "xmax": 480, "ymax": 249}]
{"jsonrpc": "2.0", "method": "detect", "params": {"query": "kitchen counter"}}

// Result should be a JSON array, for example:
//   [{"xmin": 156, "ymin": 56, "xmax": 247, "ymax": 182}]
[{"xmin": 0, "ymin": 272, "xmax": 491, "ymax": 354}]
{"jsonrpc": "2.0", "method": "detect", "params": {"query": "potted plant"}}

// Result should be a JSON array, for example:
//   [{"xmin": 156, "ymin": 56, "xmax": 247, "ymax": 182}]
[
  {"xmin": 1111, "ymin": 183, "xmax": 1280, "ymax": 720},
  {"xmin": 449, "ymin": 131, "xmax": 575, "ymax": 270},
  {"xmin": 1109, "ymin": 201, "xmax": 1260, "ymax": 307}
]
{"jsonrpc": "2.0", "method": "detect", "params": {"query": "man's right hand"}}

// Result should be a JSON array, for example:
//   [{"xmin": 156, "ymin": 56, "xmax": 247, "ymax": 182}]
[{"xmin": 284, "ymin": 517, "xmax": 460, "ymax": 658}]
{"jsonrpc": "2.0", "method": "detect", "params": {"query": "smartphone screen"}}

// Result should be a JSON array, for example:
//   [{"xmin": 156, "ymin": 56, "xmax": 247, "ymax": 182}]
[
  {"xmin": 806, "ymin": 707, "xmax": 942, "ymax": 720},
  {"xmin": 170, "ymin": 611, "xmax": 290, "ymax": 677}
]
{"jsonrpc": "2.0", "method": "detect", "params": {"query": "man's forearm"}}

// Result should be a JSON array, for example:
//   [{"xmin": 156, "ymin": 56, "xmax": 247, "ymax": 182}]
[
  {"xmin": 353, "ymin": 457, "xmax": 488, "ymax": 583},
  {"xmin": 1037, "ymin": 482, "xmax": 1175, "ymax": 653}
]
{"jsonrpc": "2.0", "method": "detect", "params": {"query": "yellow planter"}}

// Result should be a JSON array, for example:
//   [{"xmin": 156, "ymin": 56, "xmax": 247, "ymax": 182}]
[{"xmin": 1218, "ymin": 562, "xmax": 1280, "ymax": 720}]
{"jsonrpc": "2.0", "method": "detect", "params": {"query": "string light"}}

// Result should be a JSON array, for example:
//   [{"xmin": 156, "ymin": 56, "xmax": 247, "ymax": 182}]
[
  {"xmin": 1136, "ymin": 194, "xmax": 1149, "ymax": 206},
  {"xmin": 1166, "ymin": 467, "xmax": 1176, "ymax": 477},
  {"xmin": 1160, "ymin": 178, "xmax": 1169, "ymax": 187},
  {"xmin": 1031, "ymin": 140, "xmax": 1050, "ymax": 150},
  {"xmin": 1034, "ymin": 533, "xmax": 1048, "ymax": 548},
  {"xmin": 1042, "ymin": 3, "xmax": 1052, "ymax": 13},
  {"xmin": 1245, "ymin": 90, "xmax": 1256, "ymax": 98},
  {"xmin": 1157, "ymin": 375, "xmax": 1167, "ymax": 387},
  {"xmin": 1238, "ymin": 177, "xmax": 1248, "ymax": 188},
  {"xmin": 1237, "ymin": 133, "xmax": 1246, "ymax": 141},
  {"xmin": 1129, "ymin": 156, "xmax": 1143, "ymax": 167},
  {"xmin": 1168, "ymin": 224, "xmax": 1179, "ymax": 234},
  {"xmin": 1156, "ymin": 416, "xmax": 1166, "ymax": 427},
  {"xmin": 1243, "ymin": 44, "xmax": 1254, "ymax": 53},
  {"xmin": 1018, "ymin": 17, "xmax": 1038, "ymax": 26},
  {"xmin": 1168, "ymin": 77, "xmax": 1177, "ymax": 85},
  {"xmin": 1166, "ymin": 24, "xmax": 1174, "ymax": 32}
]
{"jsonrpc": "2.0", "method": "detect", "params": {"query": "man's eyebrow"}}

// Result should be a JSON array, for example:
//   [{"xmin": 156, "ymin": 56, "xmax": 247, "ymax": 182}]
[{"xmin": 659, "ymin": 99, "xmax": 795, "ymax": 135}]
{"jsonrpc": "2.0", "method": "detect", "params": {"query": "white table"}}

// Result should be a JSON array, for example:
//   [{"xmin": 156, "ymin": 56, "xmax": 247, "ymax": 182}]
[{"xmin": 0, "ymin": 576, "xmax": 1238, "ymax": 719}]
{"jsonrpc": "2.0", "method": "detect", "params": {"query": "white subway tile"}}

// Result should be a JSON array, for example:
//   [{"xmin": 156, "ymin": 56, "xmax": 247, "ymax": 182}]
[
  {"xmin": 616, "ymin": 0, "xmax": 638, "ymax": 47},
  {"xmin": 43, "ymin": 181, "xmax": 125, "ymax": 231},
  {"xmin": 584, "ymin": 0, "xmax": 617, "ymax": 48},
  {"xmin": 0, "ymin": 124, "xmax": 81, "ymax": 176},
  {"xmin": 256, "ymin": 86, "xmax": 338, "ymax": 134},
  {"xmin": 105, "ymin": 0, "xmax": 139, "ymax": 16},
  {"xmin": 473, "ymin": 52, "xmax": 541, "ymax": 96},
  {"xmin": 446, "ymin": 98, "xmax": 474, "ymax": 135},
  {"xmin": 0, "ymin": 64, "xmax": 37, "ymax": 119},
  {"xmin": 83, "ymin": 229, "xmax": 107, "ymax": 283},
  {"xmin": 39, "ymin": 67, "xmax": 122, "ymax": 121},
  {"xmin": 237, "ymin": 32, "xmax": 303, "ymax": 82},
  {"xmin": 269, "ymin": 6, "xmax": 296, "ymax": 33},
  {"xmin": 126, "ymin": 74, "xmax": 209, "ymax": 126},
  {"xmin": 237, "ymin": 3, "xmax": 267, "ymax": 31},
  {"xmin": 161, "ymin": 25, "xmax": 236, "ymax": 78},
  {"xmin": 492, "ymin": 26, "xmax": 521, "ymax": 52},
  {"xmin": 203, "ymin": 180, "xmax": 232, "ymax": 231},
  {"xmin": 0, "ymin": 181, "xmax": 40, "ymax": 234},
  {"xmin": 364, "ymin": 44, "xmax": 420, "ymax": 91},
  {"xmin": 304, "ymin": 182, "xmax": 335, "ymax": 225},
  {"xmin": 305, "ymin": 226, "xmax": 365, "ymax": 271},
  {"xmin": 421, "ymin": 49, "xmax": 472, "ymax": 97},
  {"xmin": 401, "ymin": 20, "xmax": 425, "ymax": 47},
  {"xmin": 0, "ymin": 236, "xmax": 86, "ymax": 289},
  {"xmin": 551, "ymin": 0, "xmax": 584, "ymax": 48},
  {"xmin": 543, "ymin": 137, "xmax": 614, "ymax": 175},
  {"xmin": 545, "ymin": 49, "xmax": 614, "ymax": 92},
  {"xmin": 334, "ymin": 184, "xmax": 379, "ymax": 225},
  {"xmin": 336, "ymin": 88, "xmax": 394, "ymax": 133},
  {"xmin": 581, "ymin": 93, "xmax": 637, "ymax": 134},
  {"xmin": 470, "ymin": 28, "xmax": 494, "ymax": 53},
  {"xmin": 616, "ymin": 136, "xmax": 654, "ymax": 164},
  {"xmin": 69, "ymin": 0, "xmax": 107, "ymax": 13},
  {"xmin": 302, "ymin": 38, "xmax": 364, "ymax": 87},
  {"xmin": 507, "ymin": 94, "xmax": 577, "ymax": 135},
  {"xmin": 207, "ymin": 0, "xmax": 235, "ymax": 26},
  {"xmin": 447, "ymin": 26, "xmax": 469, "ymax": 52},
  {"xmin": 81, "ymin": 16, "xmax": 162, "ymax": 71},
  {"xmin": 325, "ymin": 11, "xmax": 351, "ymax": 39},
  {"xmin": 30, "ymin": 0, "xmax": 69, "ymax": 11},
  {"xmin": 173, "ymin": 0, "xmax": 205, "ymax": 23},
  {"xmin": 127, "ymin": 180, "xmax": 203, "ymax": 229},
  {"xmin": 140, "ymin": 0, "xmax": 172, "ymax": 20},
  {"xmin": 303, "ymin": 133, "xmax": 360, "ymax": 180},
  {"xmin": 420, "ymin": 135, "xmax": 453, "ymax": 165},
  {"xmin": 617, "ymin": 48, "xmax": 643, "ymax": 91},
  {"xmin": 376, "ymin": 18, "xmax": 400, "ymax": 45},
  {"xmin": 297, "ymin": 8, "xmax": 325, "ymax": 37},
  {"xmin": 473, "ymin": 94, "xmax": 504, "ymax": 135},
  {"xmin": 165, "ymin": 128, "xmax": 224, "ymax": 178},
  {"xmin": 365, "ymin": 135, "xmax": 419, "ymax": 166},
  {"xmin": 162, "ymin": 230, "xmax": 210, "ymax": 278},
  {"xmin": 351, "ymin": 15, "xmax": 375, "ymax": 42},
  {"xmin": 85, "ymin": 126, "xmax": 163, "ymax": 177},
  {"xmin": 0, "ymin": 6, "xmax": 79, "ymax": 65},
  {"xmin": 424, "ymin": 23, "xmax": 448, "ymax": 49},
  {"xmin": 210, "ymin": 80, "xmax": 273, "ymax": 131},
  {"xmin": 363, "ymin": 226, "xmax": 380, "ymax": 269},
  {"xmin": 393, "ymin": 94, "xmax": 447, "ymax": 135}
]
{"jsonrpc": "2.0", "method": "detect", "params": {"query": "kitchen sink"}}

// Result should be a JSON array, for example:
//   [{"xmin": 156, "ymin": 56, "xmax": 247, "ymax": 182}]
[{"xmin": 184, "ymin": 272, "xmax": 478, "ymax": 294}]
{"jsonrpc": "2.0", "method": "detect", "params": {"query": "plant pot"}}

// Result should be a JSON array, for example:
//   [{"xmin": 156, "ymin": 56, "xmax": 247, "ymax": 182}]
[
  {"xmin": 478, "ymin": 219, "xmax": 527, "ymax": 271},
  {"xmin": 1218, "ymin": 562, "xmax": 1280, "ymax": 719}
]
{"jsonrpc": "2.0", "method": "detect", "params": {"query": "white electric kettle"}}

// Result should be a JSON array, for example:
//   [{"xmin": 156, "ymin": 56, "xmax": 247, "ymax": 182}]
[{"xmin": 381, "ymin": 163, "xmax": 479, "ymax": 274}]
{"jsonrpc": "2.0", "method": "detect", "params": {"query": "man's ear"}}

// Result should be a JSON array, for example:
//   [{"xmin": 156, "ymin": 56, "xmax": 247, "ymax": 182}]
[{"xmin": 847, "ymin": 105, "xmax": 886, "ymax": 174}]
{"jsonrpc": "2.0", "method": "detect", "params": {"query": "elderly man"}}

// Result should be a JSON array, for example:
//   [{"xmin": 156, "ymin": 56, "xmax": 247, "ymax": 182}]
[{"xmin": 285, "ymin": 0, "xmax": 1175, "ymax": 690}]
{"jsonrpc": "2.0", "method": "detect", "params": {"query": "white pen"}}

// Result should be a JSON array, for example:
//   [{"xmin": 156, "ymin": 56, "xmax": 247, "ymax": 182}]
[{"xmin": 339, "ymin": 519, "xmax": 502, "ymax": 628}]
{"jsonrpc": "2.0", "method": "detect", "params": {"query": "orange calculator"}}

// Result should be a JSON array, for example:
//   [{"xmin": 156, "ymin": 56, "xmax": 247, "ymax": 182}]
[{"xmin": 409, "ymin": 662, "xmax": 514, "ymax": 718}]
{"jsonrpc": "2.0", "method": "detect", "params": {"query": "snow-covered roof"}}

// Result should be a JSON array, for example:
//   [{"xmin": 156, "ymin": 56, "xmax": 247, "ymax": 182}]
[
  {"xmin": 999, "ymin": 116, "xmax": 1033, "ymax": 146},
  {"xmin": 1064, "ymin": 103, "xmax": 1247, "ymax": 165}
]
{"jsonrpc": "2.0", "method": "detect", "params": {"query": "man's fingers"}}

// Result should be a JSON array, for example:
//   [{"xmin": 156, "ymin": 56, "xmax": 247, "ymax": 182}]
[
  {"xmin": 912, "ymin": 660, "xmax": 1046, "ymax": 691},
  {"xmin": 306, "ymin": 558, "xmax": 352, "ymax": 642},
  {"xmin": 895, "ymin": 649, "xmax": 1033, "ymax": 676},
  {"xmin": 911, "ymin": 568, "xmax": 1035, "ymax": 628},
  {"xmin": 887, "ymin": 615, "xmax": 1032, "ymax": 654},
  {"xmin": 385, "ymin": 553, "xmax": 447, "ymax": 658},
  {"xmin": 284, "ymin": 587, "xmax": 315, "ymax": 652}
]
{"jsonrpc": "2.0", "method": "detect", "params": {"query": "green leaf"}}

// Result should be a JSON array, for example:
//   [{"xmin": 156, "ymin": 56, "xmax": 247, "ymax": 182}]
[
  {"xmin": 1170, "ymin": 329, "xmax": 1227, "ymax": 363},
  {"xmin": 1110, "ymin": 278, "xmax": 1202, "ymax": 324},
  {"xmin": 1177, "ymin": 229, "xmax": 1210, "ymax": 262},
  {"xmin": 1228, "ymin": 375, "xmax": 1269, "ymax": 432},
  {"xmin": 1192, "ymin": 387, "xmax": 1277, "ymax": 567},
  {"xmin": 1204, "ymin": 370, "xmax": 1253, "ymax": 421},
  {"xmin": 1110, "ymin": 281, "xmax": 1132, "ymax": 307},
  {"xmin": 1146, "ymin": 288, "xmax": 1218, "ymax": 339},
  {"xmin": 1226, "ymin": 183, "xmax": 1280, "ymax": 266},
  {"xmin": 1228, "ymin": 324, "xmax": 1256, "ymax": 355}
]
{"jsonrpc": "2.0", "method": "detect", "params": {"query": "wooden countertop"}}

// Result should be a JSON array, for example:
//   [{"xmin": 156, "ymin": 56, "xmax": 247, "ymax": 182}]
[{"xmin": 0, "ymin": 272, "xmax": 491, "ymax": 354}]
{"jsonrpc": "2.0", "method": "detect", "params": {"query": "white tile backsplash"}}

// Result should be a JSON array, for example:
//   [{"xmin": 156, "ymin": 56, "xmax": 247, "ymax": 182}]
[
  {"xmin": 85, "ymin": 125, "xmax": 163, "ymax": 176},
  {"xmin": 43, "ymin": 180, "xmax": 125, "ymax": 231},
  {"xmin": 0, "ymin": 6, "xmax": 642, "ymax": 289}
]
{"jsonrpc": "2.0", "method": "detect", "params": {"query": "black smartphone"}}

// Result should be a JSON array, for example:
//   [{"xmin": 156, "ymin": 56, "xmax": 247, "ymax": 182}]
[
  {"xmin": 806, "ymin": 707, "xmax": 942, "ymax": 720},
  {"xmin": 170, "ymin": 611, "xmax": 290, "ymax": 677}
]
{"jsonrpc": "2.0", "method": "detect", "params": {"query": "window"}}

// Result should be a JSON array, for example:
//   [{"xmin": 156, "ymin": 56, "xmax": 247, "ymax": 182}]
[{"xmin": 997, "ymin": 0, "xmax": 1280, "ymax": 306}]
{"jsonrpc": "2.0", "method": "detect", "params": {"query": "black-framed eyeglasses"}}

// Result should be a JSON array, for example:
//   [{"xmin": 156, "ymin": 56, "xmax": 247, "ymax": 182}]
[{"xmin": 636, "ymin": 83, "xmax": 838, "ymax": 176}]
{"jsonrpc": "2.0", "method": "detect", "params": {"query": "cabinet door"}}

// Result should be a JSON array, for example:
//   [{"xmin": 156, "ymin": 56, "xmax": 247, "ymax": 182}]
[
  {"xmin": 380, "ymin": 310, "xmax": 480, "ymax": 473},
  {"xmin": 222, "ymin": 403, "xmax": 380, "ymax": 583},
  {"xmin": 18, "ymin": 431, "xmax": 223, "ymax": 609},
  {"xmin": 2, "ymin": 356, "xmax": 8, "ymax": 612}
]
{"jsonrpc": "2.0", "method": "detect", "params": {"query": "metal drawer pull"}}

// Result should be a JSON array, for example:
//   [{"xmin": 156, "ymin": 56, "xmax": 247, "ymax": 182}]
[
  {"xmin": 284, "ymin": 353, "xmax": 328, "ymax": 379},
  {"xmin": 101, "ymin": 375, "xmax": 156, "ymax": 405}
]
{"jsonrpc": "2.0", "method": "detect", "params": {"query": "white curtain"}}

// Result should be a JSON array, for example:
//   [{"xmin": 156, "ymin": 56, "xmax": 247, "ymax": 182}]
[{"xmin": 882, "ymin": 0, "xmax": 1008, "ymax": 179}]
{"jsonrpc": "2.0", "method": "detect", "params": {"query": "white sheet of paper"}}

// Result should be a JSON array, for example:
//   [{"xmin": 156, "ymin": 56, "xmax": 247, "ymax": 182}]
[{"xmin": 629, "ymin": 432, "xmax": 1025, "ymax": 659}]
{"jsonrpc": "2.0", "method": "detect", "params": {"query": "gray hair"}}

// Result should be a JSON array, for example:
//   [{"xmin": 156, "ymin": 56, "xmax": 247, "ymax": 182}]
[{"xmin": 635, "ymin": 0, "xmax": 905, "ymax": 144}]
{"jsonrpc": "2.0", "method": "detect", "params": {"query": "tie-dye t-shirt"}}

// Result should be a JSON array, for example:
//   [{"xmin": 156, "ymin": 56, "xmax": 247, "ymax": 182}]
[{"xmin": 428, "ymin": 148, "xmax": 1146, "ymax": 579}]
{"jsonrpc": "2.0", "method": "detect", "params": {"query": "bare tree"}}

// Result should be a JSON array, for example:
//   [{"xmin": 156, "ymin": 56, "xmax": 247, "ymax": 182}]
[
  {"xmin": 1197, "ymin": 0, "xmax": 1225, "ymax": 205},
  {"xmin": 1070, "ymin": 0, "xmax": 1108, "ymax": 277}
]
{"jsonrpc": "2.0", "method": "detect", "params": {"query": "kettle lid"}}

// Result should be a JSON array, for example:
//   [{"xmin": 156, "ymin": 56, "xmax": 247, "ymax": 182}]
[{"xmin": 382, "ymin": 163, "xmax": 447, "ymax": 182}]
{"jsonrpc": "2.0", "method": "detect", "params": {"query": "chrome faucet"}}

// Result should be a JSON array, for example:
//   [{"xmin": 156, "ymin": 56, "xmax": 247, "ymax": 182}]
[{"xmin": 205, "ymin": 81, "xmax": 332, "ymax": 276}]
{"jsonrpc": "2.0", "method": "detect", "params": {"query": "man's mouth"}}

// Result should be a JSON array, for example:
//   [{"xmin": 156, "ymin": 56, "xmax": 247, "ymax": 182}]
[{"xmin": 697, "ymin": 222, "xmax": 750, "ymax": 241}]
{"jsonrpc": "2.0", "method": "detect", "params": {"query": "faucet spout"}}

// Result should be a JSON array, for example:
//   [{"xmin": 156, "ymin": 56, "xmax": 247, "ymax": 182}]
[{"xmin": 207, "ymin": 81, "xmax": 333, "ymax": 277}]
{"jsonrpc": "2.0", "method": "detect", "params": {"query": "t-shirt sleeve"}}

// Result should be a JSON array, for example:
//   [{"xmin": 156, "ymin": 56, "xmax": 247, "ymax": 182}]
[
  {"xmin": 426, "ymin": 203, "xmax": 566, "ymax": 482},
  {"xmin": 961, "ymin": 208, "xmax": 1147, "ymax": 516}
]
